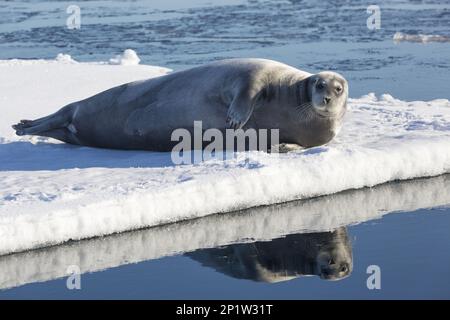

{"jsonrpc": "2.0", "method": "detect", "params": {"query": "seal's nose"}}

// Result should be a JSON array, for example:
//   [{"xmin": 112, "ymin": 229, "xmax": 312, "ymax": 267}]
[{"xmin": 323, "ymin": 97, "xmax": 331, "ymax": 105}]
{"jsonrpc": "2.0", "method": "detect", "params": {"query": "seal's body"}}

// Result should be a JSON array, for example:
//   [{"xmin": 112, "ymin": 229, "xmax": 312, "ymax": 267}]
[{"xmin": 13, "ymin": 58, "xmax": 348, "ymax": 151}]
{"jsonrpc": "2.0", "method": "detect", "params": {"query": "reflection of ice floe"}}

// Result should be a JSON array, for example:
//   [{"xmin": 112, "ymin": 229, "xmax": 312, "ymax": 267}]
[
  {"xmin": 393, "ymin": 32, "xmax": 450, "ymax": 43},
  {"xmin": 0, "ymin": 175, "xmax": 448, "ymax": 290}
]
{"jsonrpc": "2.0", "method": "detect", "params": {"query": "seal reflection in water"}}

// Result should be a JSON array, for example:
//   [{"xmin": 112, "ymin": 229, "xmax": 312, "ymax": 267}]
[
  {"xmin": 186, "ymin": 227, "xmax": 352, "ymax": 283},
  {"xmin": 12, "ymin": 59, "xmax": 348, "ymax": 151}
]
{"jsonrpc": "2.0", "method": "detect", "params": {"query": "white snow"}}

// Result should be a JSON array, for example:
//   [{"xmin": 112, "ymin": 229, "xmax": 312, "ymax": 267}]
[
  {"xmin": 108, "ymin": 49, "xmax": 141, "ymax": 66},
  {"xmin": 55, "ymin": 53, "xmax": 77, "ymax": 63},
  {"xmin": 1, "ymin": 55, "xmax": 450, "ymax": 256},
  {"xmin": 393, "ymin": 32, "xmax": 450, "ymax": 43}
]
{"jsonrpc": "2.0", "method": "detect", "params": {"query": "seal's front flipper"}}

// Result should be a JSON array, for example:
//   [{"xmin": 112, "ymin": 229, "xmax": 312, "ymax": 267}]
[
  {"xmin": 270, "ymin": 143, "xmax": 304, "ymax": 153},
  {"xmin": 226, "ymin": 90, "xmax": 255, "ymax": 130}
]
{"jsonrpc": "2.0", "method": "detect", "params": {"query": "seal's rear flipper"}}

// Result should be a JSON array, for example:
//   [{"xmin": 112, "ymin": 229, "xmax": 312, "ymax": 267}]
[{"xmin": 12, "ymin": 108, "xmax": 72, "ymax": 137}]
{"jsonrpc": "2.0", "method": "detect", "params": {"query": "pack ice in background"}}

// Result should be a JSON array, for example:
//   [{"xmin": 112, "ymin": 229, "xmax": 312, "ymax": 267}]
[{"xmin": 0, "ymin": 0, "xmax": 449, "ymax": 299}]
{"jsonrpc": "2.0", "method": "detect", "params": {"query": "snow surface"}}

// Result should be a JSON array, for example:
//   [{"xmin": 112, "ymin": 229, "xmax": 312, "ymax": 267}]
[
  {"xmin": 1, "ymin": 55, "xmax": 450, "ymax": 255},
  {"xmin": 108, "ymin": 49, "xmax": 141, "ymax": 66},
  {"xmin": 1, "ymin": 174, "xmax": 449, "ymax": 290}
]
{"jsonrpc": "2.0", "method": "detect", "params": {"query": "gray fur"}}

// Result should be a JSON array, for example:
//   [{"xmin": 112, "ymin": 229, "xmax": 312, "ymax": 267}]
[{"xmin": 12, "ymin": 58, "xmax": 348, "ymax": 151}]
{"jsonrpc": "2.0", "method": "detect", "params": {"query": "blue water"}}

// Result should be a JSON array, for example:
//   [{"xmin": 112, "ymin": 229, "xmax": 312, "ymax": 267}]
[{"xmin": 0, "ymin": 0, "xmax": 449, "ymax": 299}]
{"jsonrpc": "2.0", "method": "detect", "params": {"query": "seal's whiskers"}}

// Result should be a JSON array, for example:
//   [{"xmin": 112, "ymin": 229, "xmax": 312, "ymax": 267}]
[{"xmin": 295, "ymin": 102, "xmax": 314, "ymax": 122}]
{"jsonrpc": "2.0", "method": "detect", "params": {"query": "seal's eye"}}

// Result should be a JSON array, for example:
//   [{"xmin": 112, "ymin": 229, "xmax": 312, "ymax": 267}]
[
  {"xmin": 336, "ymin": 86, "xmax": 342, "ymax": 94},
  {"xmin": 316, "ymin": 81, "xmax": 325, "ymax": 90}
]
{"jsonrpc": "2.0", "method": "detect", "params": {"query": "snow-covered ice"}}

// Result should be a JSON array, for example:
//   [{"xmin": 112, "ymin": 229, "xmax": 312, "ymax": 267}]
[
  {"xmin": 1, "ymin": 55, "xmax": 449, "ymax": 255},
  {"xmin": 393, "ymin": 32, "xmax": 450, "ymax": 43},
  {"xmin": 108, "ymin": 49, "xmax": 141, "ymax": 66}
]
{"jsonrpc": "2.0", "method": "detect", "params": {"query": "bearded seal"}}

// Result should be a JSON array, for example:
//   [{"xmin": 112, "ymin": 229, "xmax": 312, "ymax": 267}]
[{"xmin": 12, "ymin": 58, "xmax": 348, "ymax": 151}]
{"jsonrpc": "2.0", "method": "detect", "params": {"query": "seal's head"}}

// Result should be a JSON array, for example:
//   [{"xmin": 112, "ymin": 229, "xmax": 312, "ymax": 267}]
[
  {"xmin": 315, "ymin": 238, "xmax": 353, "ymax": 281},
  {"xmin": 309, "ymin": 71, "xmax": 348, "ymax": 117}
]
